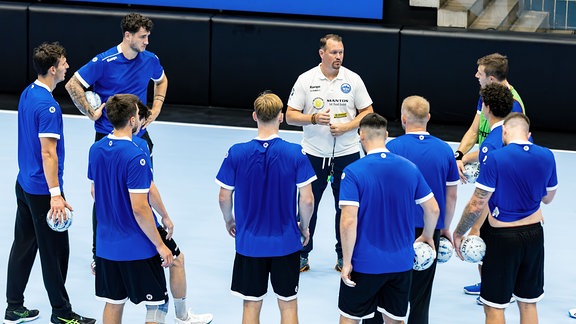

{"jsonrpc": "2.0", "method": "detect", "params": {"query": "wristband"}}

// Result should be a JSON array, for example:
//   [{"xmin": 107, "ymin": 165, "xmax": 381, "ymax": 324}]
[
  {"xmin": 311, "ymin": 113, "xmax": 317, "ymax": 125},
  {"xmin": 49, "ymin": 186, "xmax": 61, "ymax": 197},
  {"xmin": 454, "ymin": 150, "xmax": 464, "ymax": 160}
]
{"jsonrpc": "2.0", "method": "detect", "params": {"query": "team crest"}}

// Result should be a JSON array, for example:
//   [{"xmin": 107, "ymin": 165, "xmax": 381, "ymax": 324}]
[
  {"xmin": 49, "ymin": 106, "xmax": 56, "ymax": 113},
  {"xmin": 91, "ymin": 56, "xmax": 98, "ymax": 62},
  {"xmin": 380, "ymin": 153, "xmax": 387, "ymax": 159},
  {"xmin": 482, "ymin": 147, "xmax": 488, "ymax": 153},
  {"xmin": 313, "ymin": 97, "xmax": 324, "ymax": 110},
  {"xmin": 341, "ymin": 172, "xmax": 346, "ymax": 180},
  {"xmin": 140, "ymin": 159, "xmax": 146, "ymax": 166},
  {"xmin": 341, "ymin": 83, "xmax": 351, "ymax": 94}
]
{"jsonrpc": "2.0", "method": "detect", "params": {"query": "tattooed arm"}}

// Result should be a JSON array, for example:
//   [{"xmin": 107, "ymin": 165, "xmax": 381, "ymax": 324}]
[
  {"xmin": 65, "ymin": 75, "xmax": 103, "ymax": 121},
  {"xmin": 453, "ymin": 187, "xmax": 492, "ymax": 260}
]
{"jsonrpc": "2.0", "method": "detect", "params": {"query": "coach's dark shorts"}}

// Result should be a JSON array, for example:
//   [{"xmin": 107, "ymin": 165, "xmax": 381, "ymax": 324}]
[
  {"xmin": 338, "ymin": 270, "xmax": 411, "ymax": 321},
  {"xmin": 231, "ymin": 251, "xmax": 300, "ymax": 301},
  {"xmin": 95, "ymin": 255, "xmax": 168, "ymax": 305}
]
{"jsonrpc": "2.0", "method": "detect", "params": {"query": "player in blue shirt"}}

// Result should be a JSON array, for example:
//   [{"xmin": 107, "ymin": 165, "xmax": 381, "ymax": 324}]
[
  {"xmin": 384, "ymin": 96, "xmax": 459, "ymax": 324},
  {"xmin": 455, "ymin": 53, "xmax": 525, "ymax": 183},
  {"xmin": 66, "ymin": 12, "xmax": 168, "ymax": 150},
  {"xmin": 460, "ymin": 83, "xmax": 515, "ymax": 303},
  {"xmin": 133, "ymin": 102, "xmax": 213, "ymax": 324},
  {"xmin": 88, "ymin": 94, "xmax": 173, "ymax": 324},
  {"xmin": 5, "ymin": 42, "xmax": 96, "ymax": 324},
  {"xmin": 338, "ymin": 113, "xmax": 439, "ymax": 324},
  {"xmin": 453, "ymin": 113, "xmax": 557, "ymax": 324},
  {"xmin": 216, "ymin": 92, "xmax": 316, "ymax": 324}
]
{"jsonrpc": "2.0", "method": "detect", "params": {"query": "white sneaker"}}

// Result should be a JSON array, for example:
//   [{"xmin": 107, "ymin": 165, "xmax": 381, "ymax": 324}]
[{"xmin": 174, "ymin": 310, "xmax": 213, "ymax": 324}]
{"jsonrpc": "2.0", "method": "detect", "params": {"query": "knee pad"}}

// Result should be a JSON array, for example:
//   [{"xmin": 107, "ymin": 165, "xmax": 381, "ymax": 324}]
[{"xmin": 145, "ymin": 302, "xmax": 168, "ymax": 324}]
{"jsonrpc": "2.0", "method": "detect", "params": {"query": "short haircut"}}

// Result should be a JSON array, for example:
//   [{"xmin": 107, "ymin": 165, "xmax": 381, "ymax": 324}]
[
  {"xmin": 121, "ymin": 13, "xmax": 153, "ymax": 34},
  {"xmin": 359, "ymin": 113, "xmax": 388, "ymax": 140},
  {"xmin": 319, "ymin": 34, "xmax": 343, "ymax": 50},
  {"xmin": 504, "ymin": 112, "xmax": 530, "ymax": 132},
  {"xmin": 137, "ymin": 101, "xmax": 151, "ymax": 121},
  {"xmin": 32, "ymin": 42, "xmax": 66, "ymax": 76},
  {"xmin": 253, "ymin": 91, "xmax": 283, "ymax": 122},
  {"xmin": 106, "ymin": 94, "xmax": 139, "ymax": 129},
  {"xmin": 477, "ymin": 53, "xmax": 508, "ymax": 81},
  {"xmin": 480, "ymin": 83, "xmax": 514, "ymax": 118},
  {"xmin": 401, "ymin": 95, "xmax": 430, "ymax": 125}
]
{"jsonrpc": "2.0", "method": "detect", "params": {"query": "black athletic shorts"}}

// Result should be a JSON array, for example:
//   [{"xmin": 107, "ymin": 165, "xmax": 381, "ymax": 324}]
[
  {"xmin": 157, "ymin": 226, "xmax": 180, "ymax": 257},
  {"xmin": 338, "ymin": 270, "xmax": 411, "ymax": 322},
  {"xmin": 231, "ymin": 251, "xmax": 300, "ymax": 301},
  {"xmin": 95, "ymin": 255, "xmax": 168, "ymax": 305},
  {"xmin": 480, "ymin": 222, "xmax": 544, "ymax": 308}
]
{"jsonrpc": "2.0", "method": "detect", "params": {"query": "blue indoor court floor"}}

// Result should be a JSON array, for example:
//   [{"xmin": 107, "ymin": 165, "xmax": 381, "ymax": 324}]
[{"xmin": 0, "ymin": 110, "xmax": 575, "ymax": 323}]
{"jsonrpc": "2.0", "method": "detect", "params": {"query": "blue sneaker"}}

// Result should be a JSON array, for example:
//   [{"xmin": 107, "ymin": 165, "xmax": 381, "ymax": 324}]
[
  {"xmin": 463, "ymin": 282, "xmax": 481, "ymax": 295},
  {"xmin": 569, "ymin": 308, "xmax": 576, "ymax": 319}
]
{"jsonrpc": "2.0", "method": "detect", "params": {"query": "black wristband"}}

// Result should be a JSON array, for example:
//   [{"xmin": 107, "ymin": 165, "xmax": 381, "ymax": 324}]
[{"xmin": 454, "ymin": 150, "xmax": 464, "ymax": 160}]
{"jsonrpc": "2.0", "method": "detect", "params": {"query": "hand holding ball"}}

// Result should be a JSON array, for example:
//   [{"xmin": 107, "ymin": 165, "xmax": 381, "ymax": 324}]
[
  {"xmin": 437, "ymin": 236, "xmax": 454, "ymax": 263},
  {"xmin": 413, "ymin": 242, "xmax": 436, "ymax": 271},
  {"xmin": 46, "ymin": 208, "xmax": 73, "ymax": 232},
  {"xmin": 85, "ymin": 91, "xmax": 102, "ymax": 110},
  {"xmin": 460, "ymin": 235, "xmax": 486, "ymax": 263},
  {"xmin": 463, "ymin": 162, "xmax": 480, "ymax": 184}
]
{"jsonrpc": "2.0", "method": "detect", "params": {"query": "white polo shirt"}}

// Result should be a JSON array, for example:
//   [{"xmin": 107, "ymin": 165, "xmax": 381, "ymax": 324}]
[{"xmin": 288, "ymin": 64, "xmax": 373, "ymax": 157}]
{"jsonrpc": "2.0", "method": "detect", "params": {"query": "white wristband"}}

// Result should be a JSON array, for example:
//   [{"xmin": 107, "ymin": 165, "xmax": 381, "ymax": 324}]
[{"xmin": 49, "ymin": 186, "xmax": 61, "ymax": 197}]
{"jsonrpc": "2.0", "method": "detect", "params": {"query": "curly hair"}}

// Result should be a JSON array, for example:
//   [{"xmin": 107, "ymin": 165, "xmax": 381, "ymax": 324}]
[
  {"xmin": 121, "ymin": 13, "xmax": 153, "ymax": 34},
  {"xmin": 480, "ymin": 83, "xmax": 514, "ymax": 118}
]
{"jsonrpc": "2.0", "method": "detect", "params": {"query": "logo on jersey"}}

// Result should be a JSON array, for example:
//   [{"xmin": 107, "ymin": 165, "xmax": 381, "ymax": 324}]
[
  {"xmin": 523, "ymin": 145, "xmax": 530, "ymax": 151},
  {"xmin": 313, "ymin": 97, "xmax": 324, "ymax": 110},
  {"xmin": 309, "ymin": 85, "xmax": 321, "ymax": 93},
  {"xmin": 91, "ymin": 57, "xmax": 98, "ymax": 62},
  {"xmin": 301, "ymin": 149, "xmax": 306, "ymax": 155},
  {"xmin": 333, "ymin": 112, "xmax": 348, "ymax": 119},
  {"xmin": 341, "ymin": 83, "xmax": 351, "ymax": 94},
  {"xmin": 224, "ymin": 151, "xmax": 229, "ymax": 158},
  {"xmin": 146, "ymin": 294, "xmax": 153, "ymax": 301},
  {"xmin": 380, "ymin": 153, "xmax": 387, "ymax": 159},
  {"xmin": 482, "ymin": 146, "xmax": 488, "ymax": 153},
  {"xmin": 290, "ymin": 87, "xmax": 295, "ymax": 97},
  {"xmin": 106, "ymin": 56, "xmax": 118, "ymax": 63},
  {"xmin": 419, "ymin": 135, "xmax": 425, "ymax": 140},
  {"xmin": 49, "ymin": 106, "xmax": 56, "ymax": 113},
  {"xmin": 140, "ymin": 158, "xmax": 146, "ymax": 166},
  {"xmin": 341, "ymin": 172, "xmax": 346, "ymax": 180}
]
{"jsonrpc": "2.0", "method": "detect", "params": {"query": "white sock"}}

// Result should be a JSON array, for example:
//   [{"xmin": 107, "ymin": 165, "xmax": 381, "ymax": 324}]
[{"xmin": 174, "ymin": 297, "xmax": 187, "ymax": 320}]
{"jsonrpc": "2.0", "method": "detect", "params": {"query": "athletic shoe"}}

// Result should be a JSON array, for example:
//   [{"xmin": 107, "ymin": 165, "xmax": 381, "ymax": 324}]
[
  {"xmin": 175, "ymin": 310, "xmax": 213, "ymax": 324},
  {"xmin": 4, "ymin": 306, "xmax": 39, "ymax": 324},
  {"xmin": 463, "ymin": 282, "xmax": 481, "ymax": 295},
  {"xmin": 569, "ymin": 308, "xmax": 576, "ymax": 319},
  {"xmin": 335, "ymin": 258, "xmax": 343, "ymax": 272},
  {"xmin": 300, "ymin": 257, "xmax": 310, "ymax": 272},
  {"xmin": 50, "ymin": 312, "xmax": 96, "ymax": 324}
]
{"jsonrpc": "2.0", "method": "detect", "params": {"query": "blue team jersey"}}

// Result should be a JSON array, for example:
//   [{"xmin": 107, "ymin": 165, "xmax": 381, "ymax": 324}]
[
  {"xmin": 215, "ymin": 136, "xmax": 317, "ymax": 257},
  {"xmin": 339, "ymin": 150, "xmax": 434, "ymax": 274},
  {"xmin": 76, "ymin": 45, "xmax": 164, "ymax": 136},
  {"xmin": 387, "ymin": 133, "xmax": 459, "ymax": 229},
  {"xmin": 476, "ymin": 142, "xmax": 558, "ymax": 222},
  {"xmin": 88, "ymin": 135, "xmax": 156, "ymax": 261},
  {"xmin": 479, "ymin": 123, "xmax": 503, "ymax": 164},
  {"xmin": 17, "ymin": 80, "xmax": 65, "ymax": 194},
  {"xmin": 132, "ymin": 136, "xmax": 162, "ymax": 228}
]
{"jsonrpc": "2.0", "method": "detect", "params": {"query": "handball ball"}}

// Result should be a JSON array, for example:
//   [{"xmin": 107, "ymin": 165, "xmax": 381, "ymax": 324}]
[
  {"xmin": 460, "ymin": 235, "xmax": 486, "ymax": 263},
  {"xmin": 437, "ymin": 236, "xmax": 453, "ymax": 263},
  {"xmin": 413, "ymin": 242, "xmax": 436, "ymax": 271},
  {"xmin": 463, "ymin": 162, "xmax": 480, "ymax": 184},
  {"xmin": 85, "ymin": 91, "xmax": 101, "ymax": 109},
  {"xmin": 46, "ymin": 208, "xmax": 73, "ymax": 232}
]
